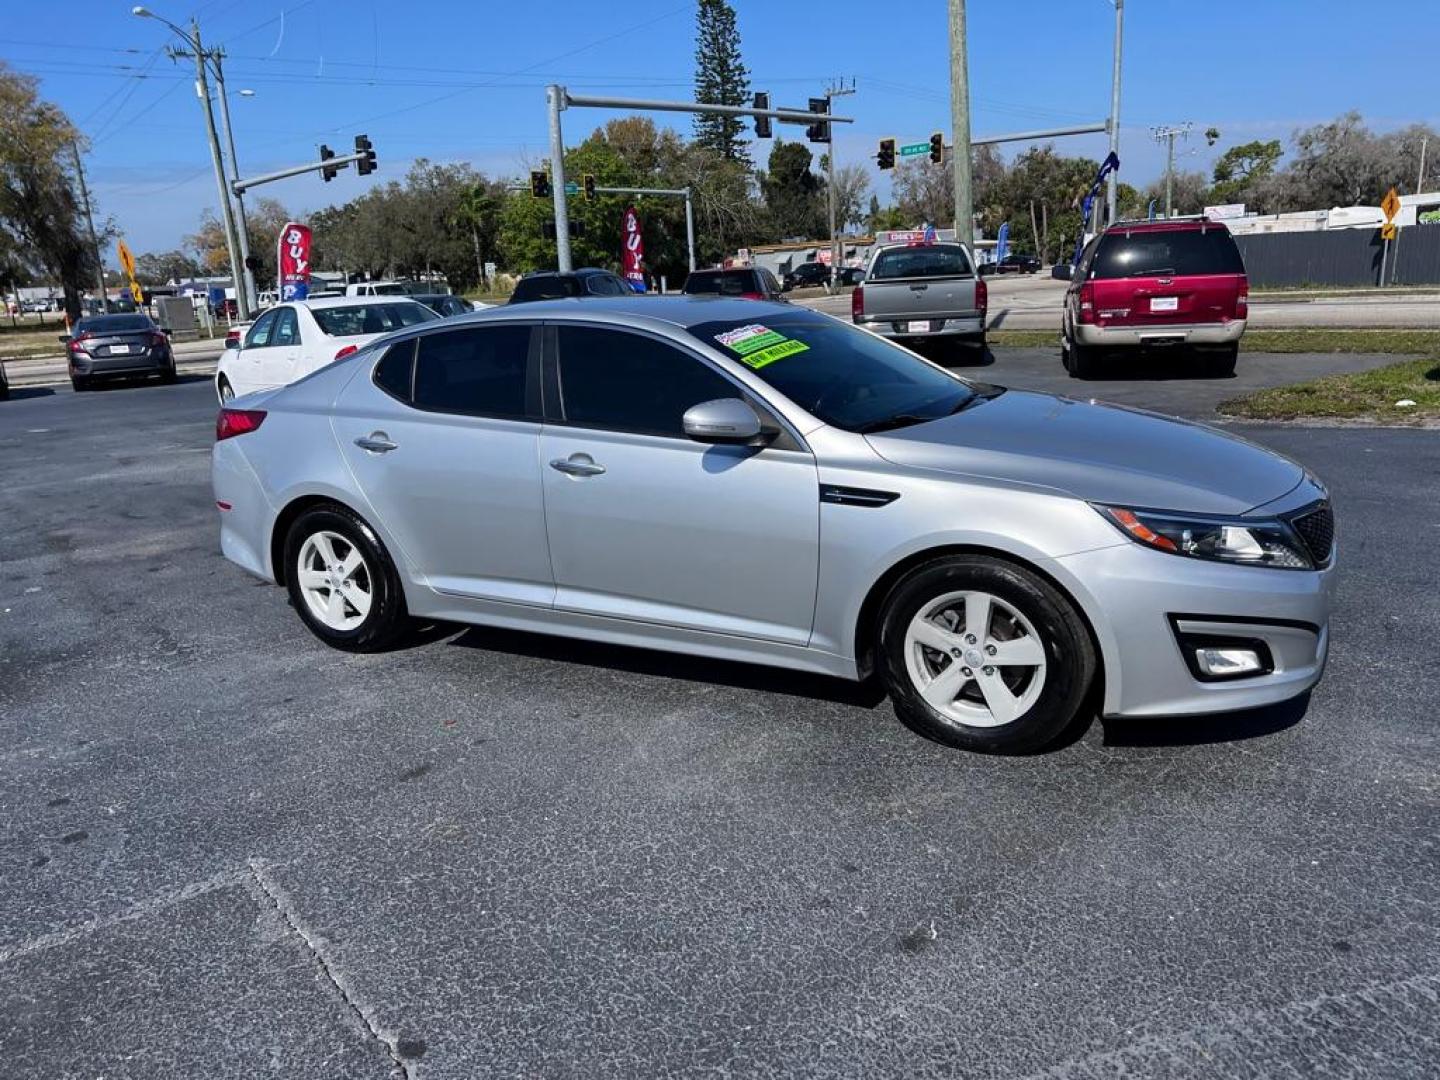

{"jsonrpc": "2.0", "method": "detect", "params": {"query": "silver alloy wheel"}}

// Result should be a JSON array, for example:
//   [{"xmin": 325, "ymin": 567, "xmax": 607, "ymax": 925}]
[
  {"xmin": 218, "ymin": 378, "xmax": 234, "ymax": 403},
  {"xmin": 296, "ymin": 530, "xmax": 372, "ymax": 632},
  {"xmin": 903, "ymin": 589, "xmax": 1047, "ymax": 728}
]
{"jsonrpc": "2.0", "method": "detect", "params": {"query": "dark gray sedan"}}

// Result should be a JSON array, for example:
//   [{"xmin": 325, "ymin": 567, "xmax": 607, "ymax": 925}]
[{"xmin": 63, "ymin": 313, "xmax": 176, "ymax": 391}]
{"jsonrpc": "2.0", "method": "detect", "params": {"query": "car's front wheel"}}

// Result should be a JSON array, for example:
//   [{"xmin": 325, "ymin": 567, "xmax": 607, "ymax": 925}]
[
  {"xmin": 283, "ymin": 504, "xmax": 411, "ymax": 652},
  {"xmin": 878, "ymin": 555, "xmax": 1096, "ymax": 754}
]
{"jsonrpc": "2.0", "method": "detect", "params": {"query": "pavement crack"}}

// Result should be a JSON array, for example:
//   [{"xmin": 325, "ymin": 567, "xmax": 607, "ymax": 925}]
[{"xmin": 246, "ymin": 858, "xmax": 414, "ymax": 1080}]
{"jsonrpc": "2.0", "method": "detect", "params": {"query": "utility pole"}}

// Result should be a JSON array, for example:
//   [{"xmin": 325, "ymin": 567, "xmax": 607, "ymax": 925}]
[
  {"xmin": 70, "ymin": 141, "xmax": 108, "ymax": 314},
  {"xmin": 824, "ymin": 79, "xmax": 855, "ymax": 289},
  {"xmin": 134, "ymin": 8, "xmax": 250, "ymax": 320},
  {"xmin": 1151, "ymin": 123, "xmax": 1192, "ymax": 218},
  {"xmin": 211, "ymin": 54, "xmax": 256, "ymax": 311},
  {"xmin": 947, "ymin": 0, "xmax": 973, "ymax": 246},
  {"xmin": 546, "ymin": 85, "xmax": 573, "ymax": 272},
  {"xmin": 1106, "ymin": 0, "xmax": 1124, "ymax": 225},
  {"xmin": 1419, "ymin": 136, "xmax": 1429, "ymax": 193}
]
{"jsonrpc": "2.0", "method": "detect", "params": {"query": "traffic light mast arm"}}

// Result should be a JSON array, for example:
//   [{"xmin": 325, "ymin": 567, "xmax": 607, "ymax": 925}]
[
  {"xmin": 561, "ymin": 90, "xmax": 852, "ymax": 126},
  {"xmin": 232, "ymin": 151, "xmax": 368, "ymax": 194}
]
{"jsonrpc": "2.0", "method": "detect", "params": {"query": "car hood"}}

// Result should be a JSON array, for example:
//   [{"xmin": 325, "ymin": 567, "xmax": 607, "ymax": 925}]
[{"xmin": 864, "ymin": 389, "xmax": 1303, "ymax": 516}]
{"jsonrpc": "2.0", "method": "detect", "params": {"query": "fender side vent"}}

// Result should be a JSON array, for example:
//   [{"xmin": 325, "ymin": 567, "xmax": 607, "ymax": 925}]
[{"xmin": 820, "ymin": 485, "xmax": 899, "ymax": 508}]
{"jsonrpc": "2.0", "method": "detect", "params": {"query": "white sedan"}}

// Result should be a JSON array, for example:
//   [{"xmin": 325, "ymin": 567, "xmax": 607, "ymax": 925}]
[{"xmin": 215, "ymin": 296, "xmax": 439, "ymax": 402}]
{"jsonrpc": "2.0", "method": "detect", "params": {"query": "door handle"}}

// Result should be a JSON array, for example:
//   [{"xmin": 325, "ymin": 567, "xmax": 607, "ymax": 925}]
[
  {"xmin": 355, "ymin": 432, "xmax": 398, "ymax": 453},
  {"xmin": 550, "ymin": 455, "xmax": 606, "ymax": 477}
]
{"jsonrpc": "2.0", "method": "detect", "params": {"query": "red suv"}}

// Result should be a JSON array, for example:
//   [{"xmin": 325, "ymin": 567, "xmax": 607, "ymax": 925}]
[{"xmin": 1061, "ymin": 218, "xmax": 1247, "ymax": 378}]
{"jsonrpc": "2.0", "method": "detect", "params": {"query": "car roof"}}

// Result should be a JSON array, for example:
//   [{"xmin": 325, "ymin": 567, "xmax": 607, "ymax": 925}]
[
  {"xmin": 1104, "ymin": 218, "xmax": 1233, "ymax": 235},
  {"xmin": 291, "ymin": 295, "xmax": 428, "ymax": 311},
  {"xmin": 438, "ymin": 295, "xmax": 805, "ymax": 330},
  {"xmin": 522, "ymin": 267, "xmax": 616, "ymax": 280}
]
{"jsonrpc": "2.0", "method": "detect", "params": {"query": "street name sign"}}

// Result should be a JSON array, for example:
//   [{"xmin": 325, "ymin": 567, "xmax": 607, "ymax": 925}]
[{"xmin": 899, "ymin": 142, "xmax": 930, "ymax": 158}]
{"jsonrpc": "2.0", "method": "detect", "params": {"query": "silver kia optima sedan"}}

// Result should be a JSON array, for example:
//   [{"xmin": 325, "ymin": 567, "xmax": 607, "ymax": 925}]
[{"xmin": 212, "ymin": 297, "xmax": 1333, "ymax": 754}]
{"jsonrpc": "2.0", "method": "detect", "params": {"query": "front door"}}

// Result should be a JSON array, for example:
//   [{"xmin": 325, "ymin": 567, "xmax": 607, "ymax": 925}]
[
  {"xmin": 539, "ymin": 323, "xmax": 819, "ymax": 645},
  {"xmin": 331, "ymin": 323, "xmax": 553, "ymax": 606}
]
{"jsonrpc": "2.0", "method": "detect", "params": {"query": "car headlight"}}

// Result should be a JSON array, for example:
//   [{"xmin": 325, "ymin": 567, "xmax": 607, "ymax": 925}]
[{"xmin": 1094, "ymin": 505, "xmax": 1313, "ymax": 570}]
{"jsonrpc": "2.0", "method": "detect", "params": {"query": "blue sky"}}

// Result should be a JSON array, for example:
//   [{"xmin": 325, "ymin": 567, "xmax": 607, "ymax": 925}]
[{"xmin": 6, "ymin": 0, "xmax": 1438, "ymax": 254}]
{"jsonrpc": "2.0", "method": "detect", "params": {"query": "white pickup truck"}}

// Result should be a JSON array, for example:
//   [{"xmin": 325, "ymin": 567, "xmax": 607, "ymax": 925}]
[{"xmin": 850, "ymin": 241, "xmax": 988, "ymax": 357}]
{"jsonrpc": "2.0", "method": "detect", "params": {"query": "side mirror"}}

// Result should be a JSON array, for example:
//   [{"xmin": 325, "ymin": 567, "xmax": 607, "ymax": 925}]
[
  {"xmin": 683, "ymin": 398, "xmax": 765, "ymax": 445},
  {"xmin": 1050, "ymin": 263, "xmax": 1074, "ymax": 281},
  {"xmin": 57, "ymin": 334, "xmax": 71, "ymax": 343}
]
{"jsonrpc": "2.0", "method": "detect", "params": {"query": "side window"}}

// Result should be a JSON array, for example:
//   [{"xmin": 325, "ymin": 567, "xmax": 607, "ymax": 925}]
[
  {"xmin": 272, "ymin": 308, "xmax": 300, "ymax": 346},
  {"xmin": 412, "ymin": 325, "xmax": 531, "ymax": 419},
  {"xmin": 586, "ymin": 274, "xmax": 624, "ymax": 297},
  {"xmin": 1077, "ymin": 238, "xmax": 1101, "ymax": 280},
  {"xmin": 556, "ymin": 326, "xmax": 738, "ymax": 437},
  {"xmin": 244, "ymin": 310, "xmax": 277, "ymax": 348},
  {"xmin": 373, "ymin": 341, "xmax": 414, "ymax": 402}
]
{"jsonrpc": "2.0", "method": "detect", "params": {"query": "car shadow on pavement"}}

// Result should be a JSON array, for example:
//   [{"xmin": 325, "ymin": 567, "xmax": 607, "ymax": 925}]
[
  {"xmin": 446, "ymin": 625, "xmax": 889, "ymax": 708},
  {"xmin": 1100, "ymin": 692, "xmax": 1311, "ymax": 747},
  {"xmin": 1081, "ymin": 350, "xmax": 1236, "ymax": 382},
  {"xmin": 2, "ymin": 385, "xmax": 56, "ymax": 400}
]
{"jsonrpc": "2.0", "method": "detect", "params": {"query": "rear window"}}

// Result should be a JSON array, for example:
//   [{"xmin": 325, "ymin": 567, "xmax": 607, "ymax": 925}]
[
  {"xmin": 684, "ymin": 270, "xmax": 757, "ymax": 296},
  {"xmin": 511, "ymin": 276, "xmax": 582, "ymax": 302},
  {"xmin": 311, "ymin": 302, "xmax": 438, "ymax": 337},
  {"xmin": 77, "ymin": 314, "xmax": 152, "ymax": 334},
  {"xmin": 1091, "ymin": 227, "xmax": 1245, "ymax": 278},
  {"xmin": 869, "ymin": 244, "xmax": 972, "ymax": 281}
]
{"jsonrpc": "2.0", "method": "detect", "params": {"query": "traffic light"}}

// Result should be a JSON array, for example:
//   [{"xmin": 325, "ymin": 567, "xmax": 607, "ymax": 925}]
[
  {"xmin": 319, "ymin": 144, "xmax": 337, "ymax": 182},
  {"xmin": 806, "ymin": 96, "xmax": 830, "ymax": 144},
  {"xmin": 877, "ymin": 138, "xmax": 896, "ymax": 170},
  {"xmin": 530, "ymin": 170, "xmax": 552, "ymax": 199},
  {"xmin": 753, "ymin": 91, "xmax": 771, "ymax": 139},
  {"xmin": 929, "ymin": 131, "xmax": 944, "ymax": 165},
  {"xmin": 355, "ymin": 134, "xmax": 377, "ymax": 176},
  {"xmin": 583, "ymin": 173, "xmax": 596, "ymax": 201}
]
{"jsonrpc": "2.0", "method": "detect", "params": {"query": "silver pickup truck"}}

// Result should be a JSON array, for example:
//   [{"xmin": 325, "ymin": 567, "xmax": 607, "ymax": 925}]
[{"xmin": 850, "ymin": 241, "xmax": 987, "ymax": 356}]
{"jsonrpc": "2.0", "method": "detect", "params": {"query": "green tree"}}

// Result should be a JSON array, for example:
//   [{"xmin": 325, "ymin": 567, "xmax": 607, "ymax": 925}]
[
  {"xmin": 133, "ymin": 249, "xmax": 201, "ymax": 285},
  {"xmin": 759, "ymin": 140, "xmax": 824, "ymax": 240},
  {"xmin": 0, "ymin": 63, "xmax": 102, "ymax": 321},
  {"xmin": 1209, "ymin": 139, "xmax": 1283, "ymax": 205},
  {"xmin": 693, "ymin": 0, "xmax": 750, "ymax": 164}
]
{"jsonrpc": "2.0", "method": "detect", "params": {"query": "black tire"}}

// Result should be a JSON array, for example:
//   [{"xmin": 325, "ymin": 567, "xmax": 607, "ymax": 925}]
[
  {"xmin": 877, "ymin": 555, "xmax": 1096, "ymax": 754},
  {"xmin": 1206, "ymin": 343, "xmax": 1238, "ymax": 378},
  {"xmin": 959, "ymin": 336, "xmax": 987, "ymax": 363},
  {"xmin": 1060, "ymin": 334, "xmax": 1076, "ymax": 376},
  {"xmin": 217, "ymin": 376, "xmax": 235, "ymax": 403},
  {"xmin": 159, "ymin": 355, "xmax": 178, "ymax": 384},
  {"xmin": 70, "ymin": 375, "xmax": 90, "ymax": 392},
  {"xmin": 282, "ymin": 503, "xmax": 412, "ymax": 652},
  {"xmin": 1070, "ymin": 343, "xmax": 1101, "ymax": 379}
]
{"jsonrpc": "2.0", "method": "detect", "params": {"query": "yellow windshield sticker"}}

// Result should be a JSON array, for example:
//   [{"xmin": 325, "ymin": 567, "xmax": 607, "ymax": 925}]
[{"xmin": 738, "ymin": 339, "xmax": 809, "ymax": 369}]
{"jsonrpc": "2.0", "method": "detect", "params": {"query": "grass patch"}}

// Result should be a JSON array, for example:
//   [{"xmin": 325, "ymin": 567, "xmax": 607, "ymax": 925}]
[
  {"xmin": 1218, "ymin": 358, "xmax": 1440, "ymax": 422},
  {"xmin": 986, "ymin": 328, "xmax": 1440, "ymax": 354}
]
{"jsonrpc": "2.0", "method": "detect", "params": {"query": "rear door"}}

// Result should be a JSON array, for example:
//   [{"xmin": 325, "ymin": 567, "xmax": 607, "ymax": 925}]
[
  {"xmin": 1088, "ymin": 226, "xmax": 1246, "ymax": 327},
  {"xmin": 332, "ymin": 322, "xmax": 553, "ymax": 605}
]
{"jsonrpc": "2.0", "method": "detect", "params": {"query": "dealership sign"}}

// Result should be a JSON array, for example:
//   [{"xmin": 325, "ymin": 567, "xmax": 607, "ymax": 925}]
[
  {"xmin": 621, "ymin": 206, "xmax": 645, "ymax": 291},
  {"xmin": 277, "ymin": 222, "xmax": 312, "ymax": 301}
]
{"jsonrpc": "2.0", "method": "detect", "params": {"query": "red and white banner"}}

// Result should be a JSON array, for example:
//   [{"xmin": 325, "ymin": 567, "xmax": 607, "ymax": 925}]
[
  {"xmin": 277, "ymin": 221, "xmax": 312, "ymax": 301},
  {"xmin": 621, "ymin": 206, "xmax": 645, "ymax": 291}
]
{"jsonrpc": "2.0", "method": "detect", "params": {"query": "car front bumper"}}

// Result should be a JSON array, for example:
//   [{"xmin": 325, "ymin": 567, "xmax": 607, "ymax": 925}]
[
  {"xmin": 1053, "ymin": 540, "xmax": 1332, "ymax": 719},
  {"xmin": 854, "ymin": 315, "xmax": 985, "ymax": 340},
  {"xmin": 1074, "ymin": 319, "xmax": 1246, "ymax": 348}
]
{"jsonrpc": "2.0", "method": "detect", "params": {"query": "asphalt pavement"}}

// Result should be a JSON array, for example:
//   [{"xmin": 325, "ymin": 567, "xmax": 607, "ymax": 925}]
[{"xmin": 2, "ymin": 365, "xmax": 1437, "ymax": 1079}]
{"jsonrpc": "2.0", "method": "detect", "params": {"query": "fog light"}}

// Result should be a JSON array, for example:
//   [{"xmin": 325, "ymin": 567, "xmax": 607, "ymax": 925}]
[{"xmin": 1195, "ymin": 647, "xmax": 1263, "ymax": 678}]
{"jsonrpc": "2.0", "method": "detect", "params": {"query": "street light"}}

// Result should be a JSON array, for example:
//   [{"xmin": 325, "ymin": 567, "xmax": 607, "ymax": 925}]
[{"xmin": 132, "ymin": 5, "xmax": 251, "ymax": 319}]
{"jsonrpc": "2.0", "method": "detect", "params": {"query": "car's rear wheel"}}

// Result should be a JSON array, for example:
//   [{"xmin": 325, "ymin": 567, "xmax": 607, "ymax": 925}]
[
  {"xmin": 283, "ymin": 505, "xmax": 411, "ymax": 652},
  {"xmin": 70, "ymin": 375, "xmax": 90, "ymax": 392},
  {"xmin": 159, "ymin": 356, "xmax": 178, "ymax": 384},
  {"xmin": 1206, "ymin": 343, "xmax": 1238, "ymax": 378},
  {"xmin": 1069, "ymin": 343, "xmax": 1101, "ymax": 379},
  {"xmin": 878, "ymin": 555, "xmax": 1096, "ymax": 754}
]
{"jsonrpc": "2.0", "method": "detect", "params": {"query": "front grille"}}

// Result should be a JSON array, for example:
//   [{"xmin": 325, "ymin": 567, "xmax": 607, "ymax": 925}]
[{"xmin": 1290, "ymin": 503, "xmax": 1334, "ymax": 567}]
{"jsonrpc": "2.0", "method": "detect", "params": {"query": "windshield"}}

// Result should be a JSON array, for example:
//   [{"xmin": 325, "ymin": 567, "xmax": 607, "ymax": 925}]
[
  {"xmin": 684, "ymin": 270, "xmax": 758, "ymax": 296},
  {"xmin": 311, "ymin": 302, "xmax": 438, "ymax": 337},
  {"xmin": 869, "ymin": 244, "xmax": 972, "ymax": 281},
  {"xmin": 1091, "ymin": 227, "xmax": 1245, "ymax": 277},
  {"xmin": 687, "ymin": 313, "xmax": 988, "ymax": 433},
  {"xmin": 77, "ymin": 314, "xmax": 152, "ymax": 334}
]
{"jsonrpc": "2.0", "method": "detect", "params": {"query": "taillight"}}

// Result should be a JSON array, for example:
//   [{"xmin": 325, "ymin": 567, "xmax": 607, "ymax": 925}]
[
  {"xmin": 974, "ymin": 277, "xmax": 987, "ymax": 315},
  {"xmin": 334, "ymin": 344, "xmax": 359, "ymax": 360},
  {"xmin": 851, "ymin": 284, "xmax": 864, "ymax": 319},
  {"xmin": 150, "ymin": 332, "xmax": 168, "ymax": 348},
  {"xmin": 216, "ymin": 408, "xmax": 266, "ymax": 441},
  {"xmin": 1236, "ymin": 283, "xmax": 1248, "ymax": 316},
  {"xmin": 1078, "ymin": 282, "xmax": 1096, "ymax": 324},
  {"xmin": 224, "ymin": 330, "xmax": 240, "ymax": 348},
  {"xmin": 68, "ymin": 333, "xmax": 90, "ymax": 352},
  {"xmin": 739, "ymin": 292, "xmax": 764, "ymax": 301}
]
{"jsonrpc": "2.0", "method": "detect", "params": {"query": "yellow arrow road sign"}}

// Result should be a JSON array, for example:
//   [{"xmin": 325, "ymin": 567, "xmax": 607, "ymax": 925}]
[
  {"xmin": 1381, "ymin": 187, "xmax": 1401, "ymax": 222},
  {"xmin": 117, "ymin": 238, "xmax": 136, "ymax": 279},
  {"xmin": 1380, "ymin": 222, "xmax": 1398, "ymax": 242}
]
